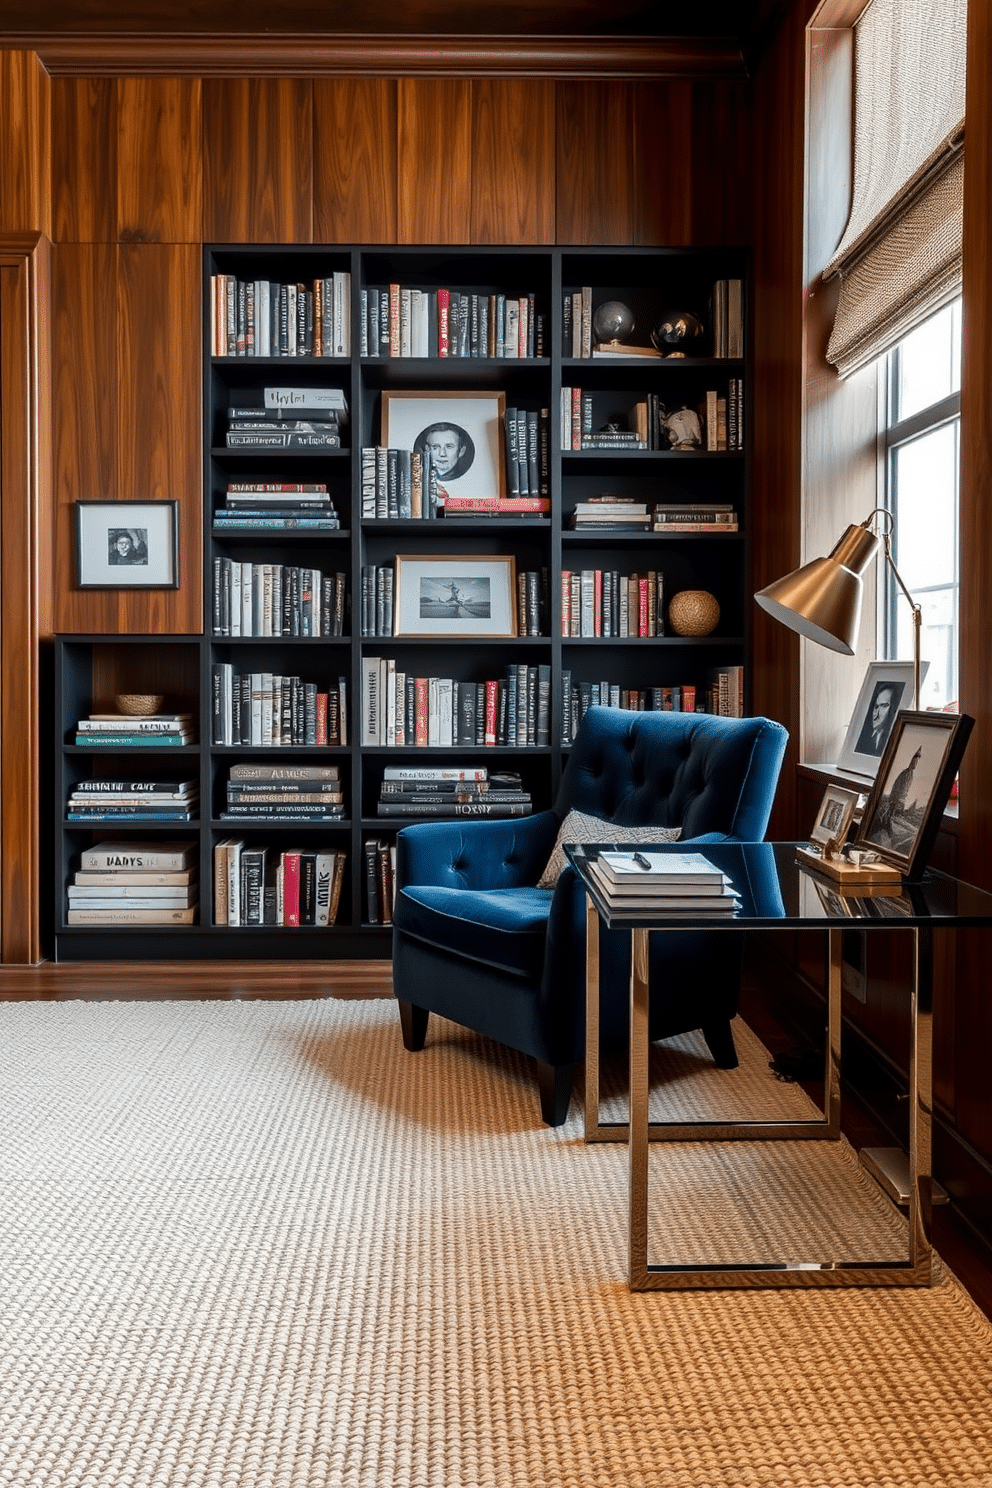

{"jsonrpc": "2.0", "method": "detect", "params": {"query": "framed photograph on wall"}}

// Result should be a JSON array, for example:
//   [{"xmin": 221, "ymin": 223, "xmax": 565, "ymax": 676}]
[
  {"xmin": 853, "ymin": 709, "xmax": 974, "ymax": 878},
  {"xmin": 75, "ymin": 501, "xmax": 179, "ymax": 589},
  {"xmin": 837, "ymin": 660, "xmax": 921, "ymax": 777},
  {"xmin": 393, "ymin": 554, "xmax": 517, "ymax": 638},
  {"xmin": 381, "ymin": 391, "xmax": 506, "ymax": 502}
]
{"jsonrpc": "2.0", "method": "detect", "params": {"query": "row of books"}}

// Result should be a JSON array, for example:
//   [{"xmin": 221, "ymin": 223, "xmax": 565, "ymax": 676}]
[
  {"xmin": 211, "ymin": 560, "xmax": 348, "ymax": 638},
  {"xmin": 375, "ymin": 766, "xmax": 531, "ymax": 820},
  {"xmin": 210, "ymin": 275, "xmax": 352, "ymax": 358},
  {"xmin": 214, "ymin": 482, "xmax": 342, "ymax": 533},
  {"xmin": 361, "ymin": 285, "xmax": 545, "ymax": 360},
  {"xmin": 211, "ymin": 667, "xmax": 348, "ymax": 747},
  {"xmin": 560, "ymin": 387, "xmax": 743, "ymax": 453},
  {"xmin": 213, "ymin": 841, "xmax": 346, "ymax": 927},
  {"xmin": 73, "ymin": 713, "xmax": 196, "ymax": 748},
  {"xmin": 66, "ymin": 777, "xmax": 198, "ymax": 824},
  {"xmin": 503, "ymin": 406, "xmax": 550, "ymax": 498},
  {"xmin": 560, "ymin": 671, "xmax": 744, "ymax": 741},
  {"xmin": 218, "ymin": 762, "xmax": 344, "ymax": 823},
  {"xmin": 65, "ymin": 839, "xmax": 198, "ymax": 926},
  {"xmin": 359, "ymin": 564, "xmax": 547, "ymax": 639},
  {"xmin": 561, "ymin": 568, "xmax": 667, "ymax": 638},
  {"xmin": 360, "ymin": 445, "xmax": 439, "ymax": 519},
  {"xmin": 709, "ymin": 279, "xmax": 745, "ymax": 360},
  {"xmin": 361, "ymin": 659, "xmax": 551, "ymax": 749},
  {"xmin": 364, "ymin": 838, "xmax": 395, "ymax": 926},
  {"xmin": 650, "ymin": 503, "xmax": 739, "ymax": 533}
]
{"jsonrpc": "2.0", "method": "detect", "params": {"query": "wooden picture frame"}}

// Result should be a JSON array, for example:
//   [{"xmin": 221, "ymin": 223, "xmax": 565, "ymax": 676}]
[
  {"xmin": 380, "ymin": 390, "xmax": 506, "ymax": 502},
  {"xmin": 853, "ymin": 709, "xmax": 974, "ymax": 878},
  {"xmin": 393, "ymin": 554, "xmax": 517, "ymax": 638},
  {"xmin": 75, "ymin": 500, "xmax": 179, "ymax": 589}
]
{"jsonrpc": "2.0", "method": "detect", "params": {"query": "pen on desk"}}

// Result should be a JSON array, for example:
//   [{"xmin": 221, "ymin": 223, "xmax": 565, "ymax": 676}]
[{"xmin": 633, "ymin": 852, "xmax": 652, "ymax": 870}]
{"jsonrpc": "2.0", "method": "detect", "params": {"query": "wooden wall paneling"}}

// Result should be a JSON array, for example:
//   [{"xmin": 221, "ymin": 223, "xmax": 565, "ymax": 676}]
[
  {"xmin": 51, "ymin": 77, "xmax": 116, "ymax": 244},
  {"xmin": 0, "ymin": 50, "xmax": 51, "ymax": 237},
  {"xmin": 688, "ymin": 79, "xmax": 752, "ymax": 246},
  {"xmin": 555, "ymin": 83, "xmax": 635, "ymax": 246},
  {"xmin": 396, "ymin": 79, "xmax": 472, "ymax": 245},
  {"xmin": 52, "ymin": 242, "xmax": 120, "ymax": 634},
  {"xmin": 202, "ymin": 78, "xmax": 313, "ymax": 244},
  {"xmin": 313, "ymin": 79, "xmax": 398, "ymax": 244},
  {"xmin": 630, "ymin": 81, "xmax": 694, "ymax": 247},
  {"xmin": 117, "ymin": 244, "xmax": 202, "ymax": 635},
  {"xmin": 0, "ymin": 237, "xmax": 50, "ymax": 963},
  {"xmin": 471, "ymin": 79, "xmax": 555, "ymax": 246},
  {"xmin": 954, "ymin": 0, "xmax": 992, "ymax": 1154},
  {"xmin": 117, "ymin": 77, "xmax": 202, "ymax": 244}
]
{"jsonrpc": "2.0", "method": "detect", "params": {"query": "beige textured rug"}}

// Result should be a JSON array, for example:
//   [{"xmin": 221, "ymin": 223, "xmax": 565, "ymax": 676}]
[{"xmin": 1, "ymin": 998, "xmax": 991, "ymax": 1488}]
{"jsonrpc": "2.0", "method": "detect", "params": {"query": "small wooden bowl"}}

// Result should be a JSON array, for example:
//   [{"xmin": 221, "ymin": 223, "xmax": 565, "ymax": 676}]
[{"xmin": 115, "ymin": 693, "xmax": 164, "ymax": 716}]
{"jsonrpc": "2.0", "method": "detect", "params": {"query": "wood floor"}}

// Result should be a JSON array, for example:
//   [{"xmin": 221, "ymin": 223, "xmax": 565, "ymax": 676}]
[{"xmin": 3, "ymin": 956, "xmax": 991, "ymax": 1322}]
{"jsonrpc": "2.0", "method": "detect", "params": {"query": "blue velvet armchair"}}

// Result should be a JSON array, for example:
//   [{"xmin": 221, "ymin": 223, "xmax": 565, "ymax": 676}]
[{"xmin": 392, "ymin": 707, "xmax": 788, "ymax": 1125}]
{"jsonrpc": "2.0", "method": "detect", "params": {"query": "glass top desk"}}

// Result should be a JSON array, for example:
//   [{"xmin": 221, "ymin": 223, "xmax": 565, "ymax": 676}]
[{"xmin": 565, "ymin": 840, "xmax": 992, "ymax": 1291}]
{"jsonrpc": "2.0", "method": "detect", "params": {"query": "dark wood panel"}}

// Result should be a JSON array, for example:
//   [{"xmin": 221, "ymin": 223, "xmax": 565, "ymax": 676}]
[
  {"xmin": 0, "ymin": 51, "xmax": 51, "ymax": 237},
  {"xmin": 117, "ymin": 244, "xmax": 202, "ymax": 635},
  {"xmin": 0, "ymin": 240, "xmax": 49, "ymax": 963},
  {"xmin": 630, "ymin": 81, "xmax": 694, "ymax": 245},
  {"xmin": 51, "ymin": 77, "xmax": 116, "ymax": 243},
  {"xmin": 396, "ymin": 79, "xmax": 473, "ymax": 245},
  {"xmin": 688, "ymin": 79, "xmax": 751, "ymax": 245},
  {"xmin": 313, "ymin": 78, "xmax": 397, "ymax": 244},
  {"xmin": 52, "ymin": 242, "xmax": 120, "ymax": 634},
  {"xmin": 555, "ymin": 83, "xmax": 635, "ymax": 246},
  {"xmin": 117, "ymin": 77, "xmax": 203, "ymax": 244},
  {"xmin": 202, "ymin": 78, "xmax": 313, "ymax": 243},
  {"xmin": 471, "ymin": 79, "xmax": 555, "ymax": 245}
]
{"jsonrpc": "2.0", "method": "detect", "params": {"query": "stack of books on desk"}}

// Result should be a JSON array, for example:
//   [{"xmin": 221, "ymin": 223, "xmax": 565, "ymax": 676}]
[{"xmin": 587, "ymin": 849, "xmax": 740, "ymax": 915}]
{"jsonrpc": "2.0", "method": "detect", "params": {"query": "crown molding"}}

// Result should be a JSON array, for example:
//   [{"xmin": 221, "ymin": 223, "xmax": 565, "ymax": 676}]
[{"xmin": 1, "ymin": 32, "xmax": 747, "ymax": 79}]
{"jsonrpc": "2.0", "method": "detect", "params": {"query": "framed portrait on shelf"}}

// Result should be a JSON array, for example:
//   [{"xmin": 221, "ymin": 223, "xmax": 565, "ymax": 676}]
[
  {"xmin": 393, "ymin": 554, "xmax": 517, "ymax": 638},
  {"xmin": 75, "ymin": 500, "xmax": 179, "ymax": 589},
  {"xmin": 809, "ymin": 783, "xmax": 860, "ymax": 854},
  {"xmin": 837, "ymin": 660, "xmax": 922, "ymax": 777},
  {"xmin": 853, "ymin": 709, "xmax": 974, "ymax": 879},
  {"xmin": 380, "ymin": 390, "xmax": 506, "ymax": 502}
]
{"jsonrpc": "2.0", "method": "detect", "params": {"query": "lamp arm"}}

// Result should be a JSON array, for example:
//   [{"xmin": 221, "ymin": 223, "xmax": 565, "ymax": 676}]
[{"xmin": 881, "ymin": 535, "xmax": 923, "ymax": 709}]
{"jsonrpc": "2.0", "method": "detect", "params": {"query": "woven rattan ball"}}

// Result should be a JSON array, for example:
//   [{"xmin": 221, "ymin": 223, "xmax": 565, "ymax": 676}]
[
  {"xmin": 667, "ymin": 590, "xmax": 720, "ymax": 637},
  {"xmin": 116, "ymin": 692, "xmax": 164, "ymax": 715}
]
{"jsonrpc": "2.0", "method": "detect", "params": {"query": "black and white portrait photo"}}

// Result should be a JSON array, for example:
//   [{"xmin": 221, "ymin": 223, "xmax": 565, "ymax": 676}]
[
  {"xmin": 107, "ymin": 528, "xmax": 149, "ymax": 567},
  {"xmin": 854, "ymin": 678, "xmax": 903, "ymax": 756},
  {"xmin": 838, "ymin": 662, "xmax": 921, "ymax": 777},
  {"xmin": 414, "ymin": 422, "xmax": 475, "ymax": 484},
  {"xmin": 380, "ymin": 391, "xmax": 506, "ymax": 503},
  {"xmin": 75, "ymin": 501, "xmax": 179, "ymax": 589}
]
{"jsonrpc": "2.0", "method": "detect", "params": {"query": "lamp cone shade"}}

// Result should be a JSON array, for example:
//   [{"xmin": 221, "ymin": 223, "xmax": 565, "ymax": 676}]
[{"xmin": 754, "ymin": 523, "xmax": 880, "ymax": 654}]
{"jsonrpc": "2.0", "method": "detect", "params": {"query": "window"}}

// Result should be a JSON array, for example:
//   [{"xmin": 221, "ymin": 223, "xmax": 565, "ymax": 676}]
[{"xmin": 881, "ymin": 298, "xmax": 961, "ymax": 707}]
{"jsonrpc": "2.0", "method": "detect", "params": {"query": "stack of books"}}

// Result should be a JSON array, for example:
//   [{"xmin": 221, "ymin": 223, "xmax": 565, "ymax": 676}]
[
  {"xmin": 375, "ymin": 765, "xmax": 532, "ymax": 819},
  {"xmin": 74, "ymin": 713, "xmax": 195, "ymax": 747},
  {"xmin": 571, "ymin": 498, "xmax": 651, "ymax": 531},
  {"xmin": 224, "ymin": 386, "xmax": 347, "ymax": 450},
  {"xmin": 66, "ymin": 840, "xmax": 198, "ymax": 926},
  {"xmin": 213, "ymin": 840, "xmax": 346, "ymax": 927},
  {"xmin": 66, "ymin": 778, "xmax": 198, "ymax": 823},
  {"xmin": 219, "ymin": 763, "xmax": 345, "ymax": 822},
  {"xmin": 651, "ymin": 503, "xmax": 739, "ymax": 533},
  {"xmin": 585, "ymin": 849, "xmax": 740, "ymax": 915},
  {"xmin": 214, "ymin": 483, "xmax": 341, "ymax": 533}
]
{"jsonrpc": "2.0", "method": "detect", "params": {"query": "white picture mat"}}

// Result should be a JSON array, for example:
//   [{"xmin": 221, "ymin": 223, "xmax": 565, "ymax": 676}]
[
  {"xmin": 381, "ymin": 391, "xmax": 505, "ymax": 501},
  {"xmin": 76, "ymin": 501, "xmax": 178, "ymax": 588}
]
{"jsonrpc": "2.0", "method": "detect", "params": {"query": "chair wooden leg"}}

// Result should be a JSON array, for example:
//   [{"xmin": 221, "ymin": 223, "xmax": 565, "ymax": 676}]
[
  {"xmin": 535, "ymin": 1060, "xmax": 574, "ymax": 1127},
  {"xmin": 702, "ymin": 1018, "xmax": 739, "ymax": 1069},
  {"xmin": 398, "ymin": 999, "xmax": 429, "ymax": 1052}
]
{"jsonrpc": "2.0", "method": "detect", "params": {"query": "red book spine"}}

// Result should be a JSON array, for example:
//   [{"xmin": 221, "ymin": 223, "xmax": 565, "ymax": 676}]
[
  {"xmin": 315, "ymin": 692, "xmax": 328, "ymax": 746},
  {"xmin": 571, "ymin": 386, "xmax": 582, "ymax": 451},
  {"xmin": 282, "ymin": 852, "xmax": 301, "ymax": 927},
  {"xmin": 594, "ymin": 569, "xmax": 602, "ymax": 638},
  {"xmin": 682, "ymin": 683, "xmax": 697, "ymax": 713},
  {"xmin": 388, "ymin": 283, "xmax": 401, "ymax": 357},
  {"xmin": 438, "ymin": 288, "xmax": 450, "ymax": 357},
  {"xmin": 484, "ymin": 680, "xmax": 499, "ymax": 745},
  {"xmin": 415, "ymin": 677, "xmax": 429, "ymax": 746},
  {"xmin": 638, "ymin": 578, "xmax": 649, "ymax": 637},
  {"xmin": 561, "ymin": 570, "xmax": 571, "ymax": 634}
]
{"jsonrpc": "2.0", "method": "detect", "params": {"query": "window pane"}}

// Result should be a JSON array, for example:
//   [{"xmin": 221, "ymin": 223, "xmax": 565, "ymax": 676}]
[{"xmin": 894, "ymin": 299, "xmax": 961, "ymax": 422}]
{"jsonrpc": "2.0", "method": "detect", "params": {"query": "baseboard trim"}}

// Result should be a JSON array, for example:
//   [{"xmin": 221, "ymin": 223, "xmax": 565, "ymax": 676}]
[{"xmin": 0, "ymin": 959, "xmax": 395, "ymax": 1000}]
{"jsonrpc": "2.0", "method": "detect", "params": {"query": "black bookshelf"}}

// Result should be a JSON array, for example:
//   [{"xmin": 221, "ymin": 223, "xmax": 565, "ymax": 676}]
[{"xmin": 52, "ymin": 244, "xmax": 750, "ymax": 961}]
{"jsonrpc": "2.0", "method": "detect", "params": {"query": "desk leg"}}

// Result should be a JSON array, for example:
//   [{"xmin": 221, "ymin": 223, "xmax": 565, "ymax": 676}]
[
  {"xmin": 628, "ymin": 926, "xmax": 651, "ymax": 1288},
  {"xmin": 825, "ymin": 929, "xmax": 843, "ymax": 1140},
  {"xmin": 584, "ymin": 897, "xmax": 602, "ymax": 1141},
  {"xmin": 908, "ymin": 925, "xmax": 934, "ymax": 1283}
]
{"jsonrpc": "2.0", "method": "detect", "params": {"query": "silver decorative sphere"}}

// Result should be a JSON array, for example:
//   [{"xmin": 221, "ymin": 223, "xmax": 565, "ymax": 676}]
[
  {"xmin": 650, "ymin": 310, "xmax": 706, "ymax": 356},
  {"xmin": 593, "ymin": 300, "xmax": 635, "ymax": 345}
]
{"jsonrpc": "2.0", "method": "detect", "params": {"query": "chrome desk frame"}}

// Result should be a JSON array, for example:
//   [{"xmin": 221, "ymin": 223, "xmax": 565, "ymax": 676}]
[{"xmin": 573, "ymin": 845, "xmax": 939, "ymax": 1291}]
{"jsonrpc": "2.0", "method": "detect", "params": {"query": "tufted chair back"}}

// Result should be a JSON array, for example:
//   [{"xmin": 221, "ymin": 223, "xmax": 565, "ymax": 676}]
[{"xmin": 555, "ymin": 707, "xmax": 785, "ymax": 842}]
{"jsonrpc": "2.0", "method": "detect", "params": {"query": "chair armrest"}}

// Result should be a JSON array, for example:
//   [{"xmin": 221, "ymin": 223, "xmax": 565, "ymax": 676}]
[{"xmin": 395, "ymin": 809, "xmax": 560, "ymax": 892}]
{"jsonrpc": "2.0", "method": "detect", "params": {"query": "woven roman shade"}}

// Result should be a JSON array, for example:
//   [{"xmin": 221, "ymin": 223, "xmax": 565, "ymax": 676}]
[{"xmin": 824, "ymin": 0, "xmax": 967, "ymax": 378}]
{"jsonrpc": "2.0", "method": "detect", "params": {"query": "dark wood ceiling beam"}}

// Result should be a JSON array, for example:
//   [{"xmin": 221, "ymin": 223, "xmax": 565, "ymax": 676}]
[{"xmin": 4, "ymin": 33, "xmax": 747, "ymax": 79}]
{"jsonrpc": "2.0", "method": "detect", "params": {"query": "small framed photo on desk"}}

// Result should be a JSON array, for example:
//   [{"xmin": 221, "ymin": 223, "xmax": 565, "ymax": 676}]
[{"xmin": 809, "ymin": 783, "xmax": 860, "ymax": 856}]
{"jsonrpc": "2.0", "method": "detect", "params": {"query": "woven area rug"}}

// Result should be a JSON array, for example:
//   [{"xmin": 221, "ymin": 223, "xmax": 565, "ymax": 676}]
[{"xmin": 2, "ymin": 998, "xmax": 991, "ymax": 1488}]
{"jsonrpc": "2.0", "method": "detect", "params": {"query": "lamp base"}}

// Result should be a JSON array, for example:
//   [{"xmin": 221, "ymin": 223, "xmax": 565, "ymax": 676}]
[{"xmin": 796, "ymin": 843, "xmax": 903, "ymax": 889}]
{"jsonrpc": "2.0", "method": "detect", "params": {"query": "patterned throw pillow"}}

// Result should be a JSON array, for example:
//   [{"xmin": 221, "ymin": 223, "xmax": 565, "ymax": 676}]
[{"xmin": 537, "ymin": 809, "xmax": 682, "ymax": 889}]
